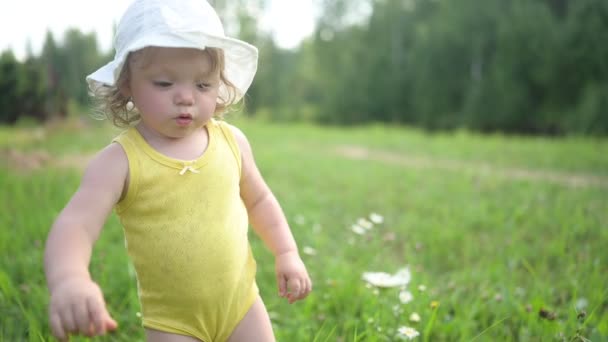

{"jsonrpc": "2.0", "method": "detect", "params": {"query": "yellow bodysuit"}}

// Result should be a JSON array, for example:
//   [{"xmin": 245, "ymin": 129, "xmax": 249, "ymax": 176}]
[{"xmin": 113, "ymin": 119, "xmax": 257, "ymax": 342}]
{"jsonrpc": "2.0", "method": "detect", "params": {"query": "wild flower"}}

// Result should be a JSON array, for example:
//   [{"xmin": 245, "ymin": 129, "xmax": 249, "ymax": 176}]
[
  {"xmin": 397, "ymin": 326, "xmax": 420, "ymax": 340},
  {"xmin": 576, "ymin": 298, "xmax": 588, "ymax": 311},
  {"xmin": 362, "ymin": 267, "xmax": 411, "ymax": 288},
  {"xmin": 357, "ymin": 218, "xmax": 374, "ymax": 230},
  {"xmin": 351, "ymin": 224, "xmax": 366, "ymax": 235},
  {"xmin": 302, "ymin": 246, "xmax": 317, "ymax": 256},
  {"xmin": 399, "ymin": 290, "xmax": 414, "ymax": 304},
  {"xmin": 369, "ymin": 212, "xmax": 384, "ymax": 224},
  {"xmin": 409, "ymin": 312, "xmax": 421, "ymax": 322}
]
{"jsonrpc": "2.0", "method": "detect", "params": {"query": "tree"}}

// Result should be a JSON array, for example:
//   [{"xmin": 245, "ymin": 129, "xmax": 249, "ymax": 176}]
[
  {"xmin": 40, "ymin": 31, "xmax": 67, "ymax": 118},
  {"xmin": 61, "ymin": 29, "xmax": 102, "ymax": 105},
  {"xmin": 0, "ymin": 51, "xmax": 22, "ymax": 124},
  {"xmin": 17, "ymin": 56, "xmax": 49, "ymax": 122}
]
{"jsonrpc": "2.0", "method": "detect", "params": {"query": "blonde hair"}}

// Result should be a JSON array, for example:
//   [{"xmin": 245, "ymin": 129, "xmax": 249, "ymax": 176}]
[{"xmin": 91, "ymin": 47, "xmax": 240, "ymax": 128}]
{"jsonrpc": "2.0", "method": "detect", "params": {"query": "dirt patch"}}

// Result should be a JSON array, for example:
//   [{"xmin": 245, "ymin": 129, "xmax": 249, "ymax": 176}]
[
  {"xmin": 334, "ymin": 145, "xmax": 608, "ymax": 189},
  {"xmin": 1, "ymin": 148, "xmax": 91, "ymax": 172}
]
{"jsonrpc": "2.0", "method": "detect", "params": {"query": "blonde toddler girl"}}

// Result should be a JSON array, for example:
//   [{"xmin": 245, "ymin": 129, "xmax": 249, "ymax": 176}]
[{"xmin": 44, "ymin": 1, "xmax": 312, "ymax": 341}]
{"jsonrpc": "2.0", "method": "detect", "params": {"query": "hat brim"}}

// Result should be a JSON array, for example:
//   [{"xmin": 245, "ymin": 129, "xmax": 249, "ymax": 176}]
[{"xmin": 86, "ymin": 32, "xmax": 258, "ymax": 103}]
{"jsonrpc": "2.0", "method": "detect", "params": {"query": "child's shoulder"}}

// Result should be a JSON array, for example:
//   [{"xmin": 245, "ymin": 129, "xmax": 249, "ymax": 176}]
[
  {"xmin": 76, "ymin": 142, "xmax": 129, "ymax": 202},
  {"xmin": 215, "ymin": 120, "xmax": 247, "ymax": 143},
  {"xmin": 84, "ymin": 143, "xmax": 129, "ymax": 181}
]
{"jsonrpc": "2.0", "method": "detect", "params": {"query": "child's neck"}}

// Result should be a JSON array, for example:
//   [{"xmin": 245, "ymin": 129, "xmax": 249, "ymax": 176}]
[{"xmin": 136, "ymin": 123, "xmax": 210, "ymax": 161}]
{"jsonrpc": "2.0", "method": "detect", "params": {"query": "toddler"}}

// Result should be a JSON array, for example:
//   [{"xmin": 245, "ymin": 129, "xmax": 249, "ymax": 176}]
[{"xmin": 43, "ymin": 1, "xmax": 311, "ymax": 341}]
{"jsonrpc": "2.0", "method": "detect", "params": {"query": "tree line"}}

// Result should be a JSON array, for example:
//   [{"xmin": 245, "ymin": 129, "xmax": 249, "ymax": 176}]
[
  {"xmin": 0, "ymin": 30, "xmax": 110, "ymax": 124},
  {"xmin": 1, "ymin": 0, "xmax": 606, "ymax": 136}
]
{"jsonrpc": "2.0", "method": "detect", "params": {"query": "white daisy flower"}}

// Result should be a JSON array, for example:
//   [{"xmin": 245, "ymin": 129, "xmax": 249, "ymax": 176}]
[
  {"xmin": 576, "ymin": 298, "xmax": 588, "ymax": 311},
  {"xmin": 397, "ymin": 326, "xmax": 420, "ymax": 340},
  {"xmin": 362, "ymin": 267, "xmax": 411, "ymax": 288},
  {"xmin": 399, "ymin": 290, "xmax": 414, "ymax": 304},
  {"xmin": 357, "ymin": 218, "xmax": 374, "ymax": 230},
  {"xmin": 351, "ymin": 224, "xmax": 366, "ymax": 235},
  {"xmin": 369, "ymin": 213, "xmax": 384, "ymax": 224},
  {"xmin": 302, "ymin": 246, "xmax": 317, "ymax": 256},
  {"xmin": 409, "ymin": 312, "xmax": 421, "ymax": 322}
]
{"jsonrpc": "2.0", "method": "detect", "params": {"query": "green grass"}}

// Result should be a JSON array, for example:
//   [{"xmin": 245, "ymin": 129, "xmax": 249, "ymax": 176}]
[{"xmin": 1, "ymin": 116, "xmax": 607, "ymax": 341}]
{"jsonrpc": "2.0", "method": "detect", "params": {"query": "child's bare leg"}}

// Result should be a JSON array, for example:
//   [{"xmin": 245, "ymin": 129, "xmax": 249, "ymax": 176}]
[
  {"xmin": 146, "ymin": 329, "xmax": 202, "ymax": 342},
  {"xmin": 227, "ymin": 296, "xmax": 275, "ymax": 342}
]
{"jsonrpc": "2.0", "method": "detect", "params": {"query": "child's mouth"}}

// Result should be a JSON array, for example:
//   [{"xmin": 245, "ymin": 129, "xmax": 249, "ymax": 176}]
[{"xmin": 176, "ymin": 114, "xmax": 193, "ymax": 126}]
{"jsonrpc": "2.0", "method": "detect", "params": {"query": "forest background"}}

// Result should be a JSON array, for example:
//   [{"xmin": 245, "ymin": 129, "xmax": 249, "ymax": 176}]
[{"xmin": 1, "ymin": 0, "xmax": 606, "ymax": 136}]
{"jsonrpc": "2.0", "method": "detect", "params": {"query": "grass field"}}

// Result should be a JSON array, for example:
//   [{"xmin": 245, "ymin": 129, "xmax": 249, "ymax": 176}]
[{"xmin": 1, "ymin": 116, "xmax": 607, "ymax": 341}]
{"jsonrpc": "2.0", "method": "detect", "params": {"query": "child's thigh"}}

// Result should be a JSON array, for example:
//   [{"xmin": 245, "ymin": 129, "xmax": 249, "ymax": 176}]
[
  {"xmin": 146, "ymin": 329, "xmax": 202, "ymax": 342},
  {"xmin": 227, "ymin": 296, "xmax": 275, "ymax": 342}
]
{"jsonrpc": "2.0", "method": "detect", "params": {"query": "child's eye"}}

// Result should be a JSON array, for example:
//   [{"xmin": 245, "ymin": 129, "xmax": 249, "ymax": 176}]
[
  {"xmin": 197, "ymin": 83, "xmax": 211, "ymax": 90},
  {"xmin": 153, "ymin": 81, "xmax": 172, "ymax": 87}
]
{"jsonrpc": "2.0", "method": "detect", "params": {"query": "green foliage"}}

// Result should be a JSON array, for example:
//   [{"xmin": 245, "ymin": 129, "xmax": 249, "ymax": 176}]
[
  {"xmin": 301, "ymin": 0, "xmax": 608, "ymax": 135},
  {"xmin": 17, "ymin": 57, "xmax": 49, "ymax": 122},
  {"xmin": 60, "ymin": 29, "xmax": 103, "ymax": 105},
  {"xmin": 0, "ymin": 51, "xmax": 21, "ymax": 124},
  {"xmin": 572, "ymin": 83, "xmax": 608, "ymax": 135},
  {"xmin": 1, "ymin": 29, "xmax": 109, "ymax": 124}
]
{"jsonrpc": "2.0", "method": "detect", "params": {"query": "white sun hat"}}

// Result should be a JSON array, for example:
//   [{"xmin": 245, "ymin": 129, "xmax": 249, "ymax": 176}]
[{"xmin": 86, "ymin": 0, "xmax": 258, "ymax": 102}]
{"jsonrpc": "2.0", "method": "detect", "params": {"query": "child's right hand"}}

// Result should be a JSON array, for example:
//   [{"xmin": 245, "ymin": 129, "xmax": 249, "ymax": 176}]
[{"xmin": 48, "ymin": 277, "xmax": 117, "ymax": 341}]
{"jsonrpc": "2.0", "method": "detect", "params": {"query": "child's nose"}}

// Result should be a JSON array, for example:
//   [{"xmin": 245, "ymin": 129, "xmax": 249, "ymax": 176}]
[{"xmin": 174, "ymin": 86, "xmax": 195, "ymax": 106}]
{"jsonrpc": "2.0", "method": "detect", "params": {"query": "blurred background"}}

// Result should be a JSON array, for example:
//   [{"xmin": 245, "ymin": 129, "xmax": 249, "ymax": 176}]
[{"xmin": 1, "ymin": 0, "xmax": 606, "ymax": 136}]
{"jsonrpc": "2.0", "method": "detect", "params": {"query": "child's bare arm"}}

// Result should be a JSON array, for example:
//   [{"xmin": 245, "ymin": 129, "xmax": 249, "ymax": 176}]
[
  {"xmin": 44, "ymin": 143, "xmax": 127, "ymax": 340},
  {"xmin": 229, "ymin": 125, "xmax": 312, "ymax": 304}
]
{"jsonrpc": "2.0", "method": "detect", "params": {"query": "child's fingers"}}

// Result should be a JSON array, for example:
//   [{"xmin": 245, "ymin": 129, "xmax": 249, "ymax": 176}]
[
  {"xmin": 301, "ymin": 278, "xmax": 312, "ymax": 299},
  {"xmin": 61, "ymin": 307, "xmax": 78, "ymax": 335},
  {"xmin": 297, "ymin": 278, "xmax": 310, "ymax": 301},
  {"xmin": 288, "ymin": 277, "xmax": 301, "ymax": 294},
  {"xmin": 49, "ymin": 311, "xmax": 67, "ymax": 341},
  {"xmin": 104, "ymin": 313, "xmax": 118, "ymax": 331},
  {"xmin": 74, "ymin": 300, "xmax": 92, "ymax": 335},
  {"xmin": 289, "ymin": 276, "xmax": 313, "ymax": 302},
  {"xmin": 87, "ymin": 296, "xmax": 107, "ymax": 335},
  {"xmin": 277, "ymin": 274, "xmax": 287, "ymax": 297},
  {"xmin": 287, "ymin": 278, "xmax": 302, "ymax": 303}
]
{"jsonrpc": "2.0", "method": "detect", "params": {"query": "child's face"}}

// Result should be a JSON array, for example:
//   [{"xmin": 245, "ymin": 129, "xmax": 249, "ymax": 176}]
[{"xmin": 124, "ymin": 47, "xmax": 220, "ymax": 138}]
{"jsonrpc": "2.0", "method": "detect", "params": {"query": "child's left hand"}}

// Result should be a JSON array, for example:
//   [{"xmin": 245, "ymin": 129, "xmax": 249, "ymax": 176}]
[{"xmin": 275, "ymin": 251, "xmax": 312, "ymax": 304}]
